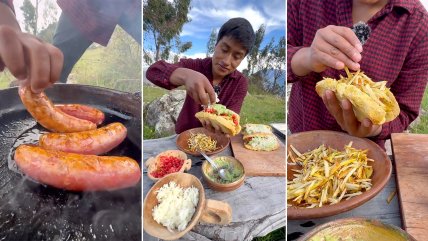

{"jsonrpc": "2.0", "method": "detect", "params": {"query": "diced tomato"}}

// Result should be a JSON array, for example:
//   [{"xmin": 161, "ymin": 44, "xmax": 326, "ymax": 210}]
[
  {"xmin": 232, "ymin": 114, "xmax": 238, "ymax": 125},
  {"xmin": 150, "ymin": 156, "xmax": 184, "ymax": 178}
]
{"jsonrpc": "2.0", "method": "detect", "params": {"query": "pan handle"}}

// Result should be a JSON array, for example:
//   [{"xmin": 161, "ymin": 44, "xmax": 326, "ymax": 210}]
[{"xmin": 200, "ymin": 199, "xmax": 232, "ymax": 225}]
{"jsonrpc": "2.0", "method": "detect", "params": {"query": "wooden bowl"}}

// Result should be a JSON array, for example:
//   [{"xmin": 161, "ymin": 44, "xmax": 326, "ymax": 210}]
[
  {"xmin": 298, "ymin": 217, "xmax": 416, "ymax": 241},
  {"xmin": 287, "ymin": 130, "xmax": 392, "ymax": 220},
  {"xmin": 146, "ymin": 150, "xmax": 192, "ymax": 182},
  {"xmin": 202, "ymin": 156, "xmax": 245, "ymax": 192},
  {"xmin": 176, "ymin": 127, "xmax": 230, "ymax": 156},
  {"xmin": 143, "ymin": 173, "xmax": 232, "ymax": 240}
]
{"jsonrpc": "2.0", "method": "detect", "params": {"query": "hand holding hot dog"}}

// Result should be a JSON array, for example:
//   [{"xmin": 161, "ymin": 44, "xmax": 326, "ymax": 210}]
[
  {"xmin": 170, "ymin": 67, "xmax": 216, "ymax": 106},
  {"xmin": 0, "ymin": 26, "xmax": 63, "ymax": 93},
  {"xmin": 291, "ymin": 25, "xmax": 363, "ymax": 76}
]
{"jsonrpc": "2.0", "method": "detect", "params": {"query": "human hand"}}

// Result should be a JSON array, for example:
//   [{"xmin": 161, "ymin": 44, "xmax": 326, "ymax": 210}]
[
  {"xmin": 0, "ymin": 26, "xmax": 63, "ymax": 93},
  {"xmin": 322, "ymin": 90, "xmax": 382, "ymax": 137},
  {"xmin": 170, "ymin": 68, "xmax": 216, "ymax": 106},
  {"xmin": 199, "ymin": 119, "xmax": 230, "ymax": 137},
  {"xmin": 292, "ymin": 25, "xmax": 363, "ymax": 76}
]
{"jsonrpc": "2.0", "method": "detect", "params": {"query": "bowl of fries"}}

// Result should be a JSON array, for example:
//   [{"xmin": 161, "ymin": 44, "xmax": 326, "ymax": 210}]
[
  {"xmin": 287, "ymin": 130, "xmax": 392, "ymax": 219},
  {"xmin": 176, "ymin": 127, "xmax": 230, "ymax": 156}
]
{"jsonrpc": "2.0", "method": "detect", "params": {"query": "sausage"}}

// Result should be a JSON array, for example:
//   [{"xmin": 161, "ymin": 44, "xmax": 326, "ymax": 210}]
[
  {"xmin": 39, "ymin": 122, "xmax": 127, "ymax": 155},
  {"xmin": 14, "ymin": 145, "xmax": 141, "ymax": 191},
  {"xmin": 55, "ymin": 104, "xmax": 105, "ymax": 125},
  {"xmin": 18, "ymin": 85, "xmax": 96, "ymax": 133}
]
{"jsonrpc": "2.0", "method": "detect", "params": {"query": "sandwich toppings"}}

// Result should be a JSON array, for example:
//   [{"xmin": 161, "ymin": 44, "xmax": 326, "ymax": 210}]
[{"xmin": 204, "ymin": 104, "xmax": 239, "ymax": 126}]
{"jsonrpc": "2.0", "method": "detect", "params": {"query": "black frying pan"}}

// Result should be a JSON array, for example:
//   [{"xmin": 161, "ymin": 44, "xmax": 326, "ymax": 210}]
[{"xmin": 0, "ymin": 84, "xmax": 141, "ymax": 241}]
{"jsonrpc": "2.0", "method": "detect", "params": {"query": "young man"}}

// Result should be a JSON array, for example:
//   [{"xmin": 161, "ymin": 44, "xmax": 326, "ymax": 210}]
[
  {"xmin": 288, "ymin": 0, "xmax": 428, "ymax": 148},
  {"xmin": 0, "ymin": 0, "xmax": 63, "ymax": 93},
  {"xmin": 146, "ymin": 17, "xmax": 255, "ymax": 134}
]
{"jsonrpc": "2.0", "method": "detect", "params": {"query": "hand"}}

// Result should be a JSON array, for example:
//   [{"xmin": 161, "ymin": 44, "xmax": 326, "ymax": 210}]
[
  {"xmin": 200, "ymin": 119, "xmax": 230, "ymax": 137},
  {"xmin": 322, "ymin": 90, "xmax": 382, "ymax": 137},
  {"xmin": 0, "ymin": 26, "xmax": 63, "ymax": 93},
  {"xmin": 170, "ymin": 68, "xmax": 216, "ymax": 106},
  {"xmin": 291, "ymin": 25, "xmax": 363, "ymax": 76}
]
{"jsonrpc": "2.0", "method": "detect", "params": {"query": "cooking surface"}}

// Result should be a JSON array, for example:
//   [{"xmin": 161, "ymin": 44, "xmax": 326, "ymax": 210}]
[
  {"xmin": 391, "ymin": 133, "xmax": 428, "ymax": 241},
  {"xmin": 230, "ymin": 134, "xmax": 285, "ymax": 176},
  {"xmin": 0, "ymin": 85, "xmax": 141, "ymax": 241}
]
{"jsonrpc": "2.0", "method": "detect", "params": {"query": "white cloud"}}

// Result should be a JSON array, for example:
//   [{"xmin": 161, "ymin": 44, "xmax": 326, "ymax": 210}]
[{"xmin": 182, "ymin": 1, "xmax": 285, "ymax": 38}]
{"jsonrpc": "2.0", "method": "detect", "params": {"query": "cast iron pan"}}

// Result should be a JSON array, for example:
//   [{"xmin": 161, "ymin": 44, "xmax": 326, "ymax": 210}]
[{"xmin": 0, "ymin": 84, "xmax": 141, "ymax": 241}]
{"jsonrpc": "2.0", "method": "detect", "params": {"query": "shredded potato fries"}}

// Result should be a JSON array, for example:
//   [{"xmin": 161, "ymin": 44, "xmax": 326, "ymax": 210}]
[
  {"xmin": 187, "ymin": 132, "xmax": 218, "ymax": 152},
  {"xmin": 287, "ymin": 142, "xmax": 373, "ymax": 208}
]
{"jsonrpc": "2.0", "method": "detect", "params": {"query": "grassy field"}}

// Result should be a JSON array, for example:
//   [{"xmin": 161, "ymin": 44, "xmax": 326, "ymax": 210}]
[{"xmin": 409, "ymin": 86, "xmax": 428, "ymax": 134}]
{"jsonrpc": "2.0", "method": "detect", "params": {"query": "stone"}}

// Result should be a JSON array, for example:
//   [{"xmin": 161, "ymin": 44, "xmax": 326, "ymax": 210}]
[{"xmin": 145, "ymin": 90, "xmax": 186, "ymax": 136}]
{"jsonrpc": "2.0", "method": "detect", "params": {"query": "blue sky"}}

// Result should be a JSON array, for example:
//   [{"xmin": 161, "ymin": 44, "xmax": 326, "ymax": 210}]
[{"xmin": 143, "ymin": 0, "xmax": 286, "ymax": 69}]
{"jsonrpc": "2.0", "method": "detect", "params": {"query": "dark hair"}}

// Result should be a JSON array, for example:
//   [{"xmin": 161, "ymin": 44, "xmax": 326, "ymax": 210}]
[{"xmin": 216, "ymin": 17, "xmax": 255, "ymax": 55}]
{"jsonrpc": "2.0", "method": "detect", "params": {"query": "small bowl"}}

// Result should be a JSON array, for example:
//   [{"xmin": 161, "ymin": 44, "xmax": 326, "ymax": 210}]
[
  {"xmin": 288, "ymin": 130, "xmax": 392, "ymax": 220},
  {"xmin": 298, "ymin": 217, "xmax": 416, "ymax": 241},
  {"xmin": 143, "ymin": 173, "xmax": 232, "ymax": 240},
  {"xmin": 146, "ymin": 150, "xmax": 192, "ymax": 182},
  {"xmin": 176, "ymin": 127, "xmax": 230, "ymax": 156},
  {"xmin": 202, "ymin": 156, "xmax": 245, "ymax": 192}
]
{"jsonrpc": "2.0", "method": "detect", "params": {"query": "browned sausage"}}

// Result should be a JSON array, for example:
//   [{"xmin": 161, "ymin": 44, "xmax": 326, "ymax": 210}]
[
  {"xmin": 14, "ymin": 145, "xmax": 141, "ymax": 191},
  {"xmin": 39, "ymin": 122, "xmax": 127, "ymax": 155},
  {"xmin": 55, "ymin": 104, "xmax": 105, "ymax": 125},
  {"xmin": 18, "ymin": 85, "xmax": 96, "ymax": 133}
]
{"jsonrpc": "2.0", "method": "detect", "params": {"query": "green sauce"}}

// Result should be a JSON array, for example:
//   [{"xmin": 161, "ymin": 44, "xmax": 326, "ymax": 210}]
[{"xmin": 207, "ymin": 157, "xmax": 243, "ymax": 184}]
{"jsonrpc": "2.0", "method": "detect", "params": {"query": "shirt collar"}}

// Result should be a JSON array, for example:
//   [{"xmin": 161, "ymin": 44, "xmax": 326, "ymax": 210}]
[{"xmin": 389, "ymin": 0, "xmax": 417, "ymax": 14}]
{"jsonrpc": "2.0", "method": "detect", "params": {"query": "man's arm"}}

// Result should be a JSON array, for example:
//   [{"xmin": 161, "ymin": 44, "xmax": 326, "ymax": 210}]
[{"xmin": 146, "ymin": 59, "xmax": 216, "ymax": 105}]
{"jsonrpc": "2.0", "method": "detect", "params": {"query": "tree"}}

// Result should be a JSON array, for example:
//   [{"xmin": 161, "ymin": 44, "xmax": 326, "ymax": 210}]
[
  {"xmin": 20, "ymin": 0, "xmax": 58, "ymax": 38},
  {"xmin": 143, "ymin": 0, "xmax": 192, "ymax": 62},
  {"xmin": 246, "ymin": 24, "xmax": 266, "ymax": 75},
  {"xmin": 21, "ymin": 0, "xmax": 38, "ymax": 35},
  {"xmin": 206, "ymin": 28, "xmax": 217, "ymax": 57}
]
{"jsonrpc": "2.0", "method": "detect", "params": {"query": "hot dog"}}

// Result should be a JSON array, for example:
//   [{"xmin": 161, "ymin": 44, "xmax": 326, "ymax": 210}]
[
  {"xmin": 18, "ymin": 86, "xmax": 96, "ymax": 133},
  {"xmin": 55, "ymin": 104, "xmax": 105, "ymax": 125},
  {"xmin": 39, "ymin": 122, "xmax": 127, "ymax": 155},
  {"xmin": 14, "ymin": 145, "xmax": 141, "ymax": 191}
]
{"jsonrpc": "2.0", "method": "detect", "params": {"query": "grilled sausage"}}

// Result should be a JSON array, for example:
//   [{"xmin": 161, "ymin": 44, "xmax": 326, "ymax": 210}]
[
  {"xmin": 14, "ymin": 145, "xmax": 141, "ymax": 191},
  {"xmin": 55, "ymin": 104, "xmax": 105, "ymax": 125},
  {"xmin": 39, "ymin": 122, "xmax": 127, "ymax": 155},
  {"xmin": 18, "ymin": 85, "xmax": 96, "ymax": 133}
]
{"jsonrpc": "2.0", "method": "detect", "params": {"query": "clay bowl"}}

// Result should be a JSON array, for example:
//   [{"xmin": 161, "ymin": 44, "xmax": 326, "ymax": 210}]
[
  {"xmin": 202, "ymin": 156, "xmax": 245, "ymax": 192},
  {"xmin": 287, "ymin": 130, "xmax": 392, "ymax": 220},
  {"xmin": 298, "ymin": 217, "xmax": 416, "ymax": 241},
  {"xmin": 176, "ymin": 127, "xmax": 230, "ymax": 156},
  {"xmin": 143, "ymin": 173, "xmax": 232, "ymax": 240},
  {"xmin": 146, "ymin": 150, "xmax": 192, "ymax": 182}
]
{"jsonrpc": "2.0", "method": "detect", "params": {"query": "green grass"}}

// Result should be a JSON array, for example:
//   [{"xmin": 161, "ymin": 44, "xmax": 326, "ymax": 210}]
[
  {"xmin": 143, "ymin": 86, "xmax": 168, "ymax": 103},
  {"xmin": 409, "ymin": 86, "xmax": 428, "ymax": 134},
  {"xmin": 253, "ymin": 227, "xmax": 285, "ymax": 241}
]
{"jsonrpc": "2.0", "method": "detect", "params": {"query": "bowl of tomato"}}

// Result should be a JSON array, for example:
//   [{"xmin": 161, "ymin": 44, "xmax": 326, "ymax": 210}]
[{"xmin": 146, "ymin": 150, "xmax": 192, "ymax": 182}]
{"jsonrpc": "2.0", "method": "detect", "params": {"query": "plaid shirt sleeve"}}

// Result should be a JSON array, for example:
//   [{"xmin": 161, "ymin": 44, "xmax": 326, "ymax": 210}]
[
  {"xmin": 377, "ymin": 27, "xmax": 428, "ymax": 140},
  {"xmin": 287, "ymin": 0, "xmax": 304, "ymax": 83}
]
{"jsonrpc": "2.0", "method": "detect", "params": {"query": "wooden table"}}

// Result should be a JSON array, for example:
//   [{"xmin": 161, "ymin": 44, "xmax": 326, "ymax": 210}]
[
  {"xmin": 287, "ymin": 154, "xmax": 402, "ymax": 240},
  {"xmin": 143, "ymin": 135, "xmax": 286, "ymax": 241}
]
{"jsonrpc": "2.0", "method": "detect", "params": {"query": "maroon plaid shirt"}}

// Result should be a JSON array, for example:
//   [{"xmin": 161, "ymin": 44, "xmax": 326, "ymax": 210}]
[
  {"xmin": 57, "ymin": 0, "xmax": 140, "ymax": 46},
  {"xmin": 146, "ymin": 58, "xmax": 248, "ymax": 134},
  {"xmin": 287, "ymin": 0, "xmax": 428, "ymax": 147}
]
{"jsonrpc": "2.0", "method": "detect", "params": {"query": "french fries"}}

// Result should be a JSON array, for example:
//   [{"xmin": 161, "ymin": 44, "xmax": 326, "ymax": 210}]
[
  {"xmin": 187, "ymin": 132, "xmax": 218, "ymax": 152},
  {"xmin": 287, "ymin": 142, "xmax": 373, "ymax": 208}
]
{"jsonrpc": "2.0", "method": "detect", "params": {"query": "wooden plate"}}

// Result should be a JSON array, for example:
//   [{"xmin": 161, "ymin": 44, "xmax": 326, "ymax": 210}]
[
  {"xmin": 298, "ymin": 217, "xmax": 416, "ymax": 241},
  {"xmin": 176, "ymin": 127, "xmax": 230, "ymax": 156},
  {"xmin": 287, "ymin": 130, "xmax": 392, "ymax": 219},
  {"xmin": 143, "ymin": 173, "xmax": 232, "ymax": 240}
]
